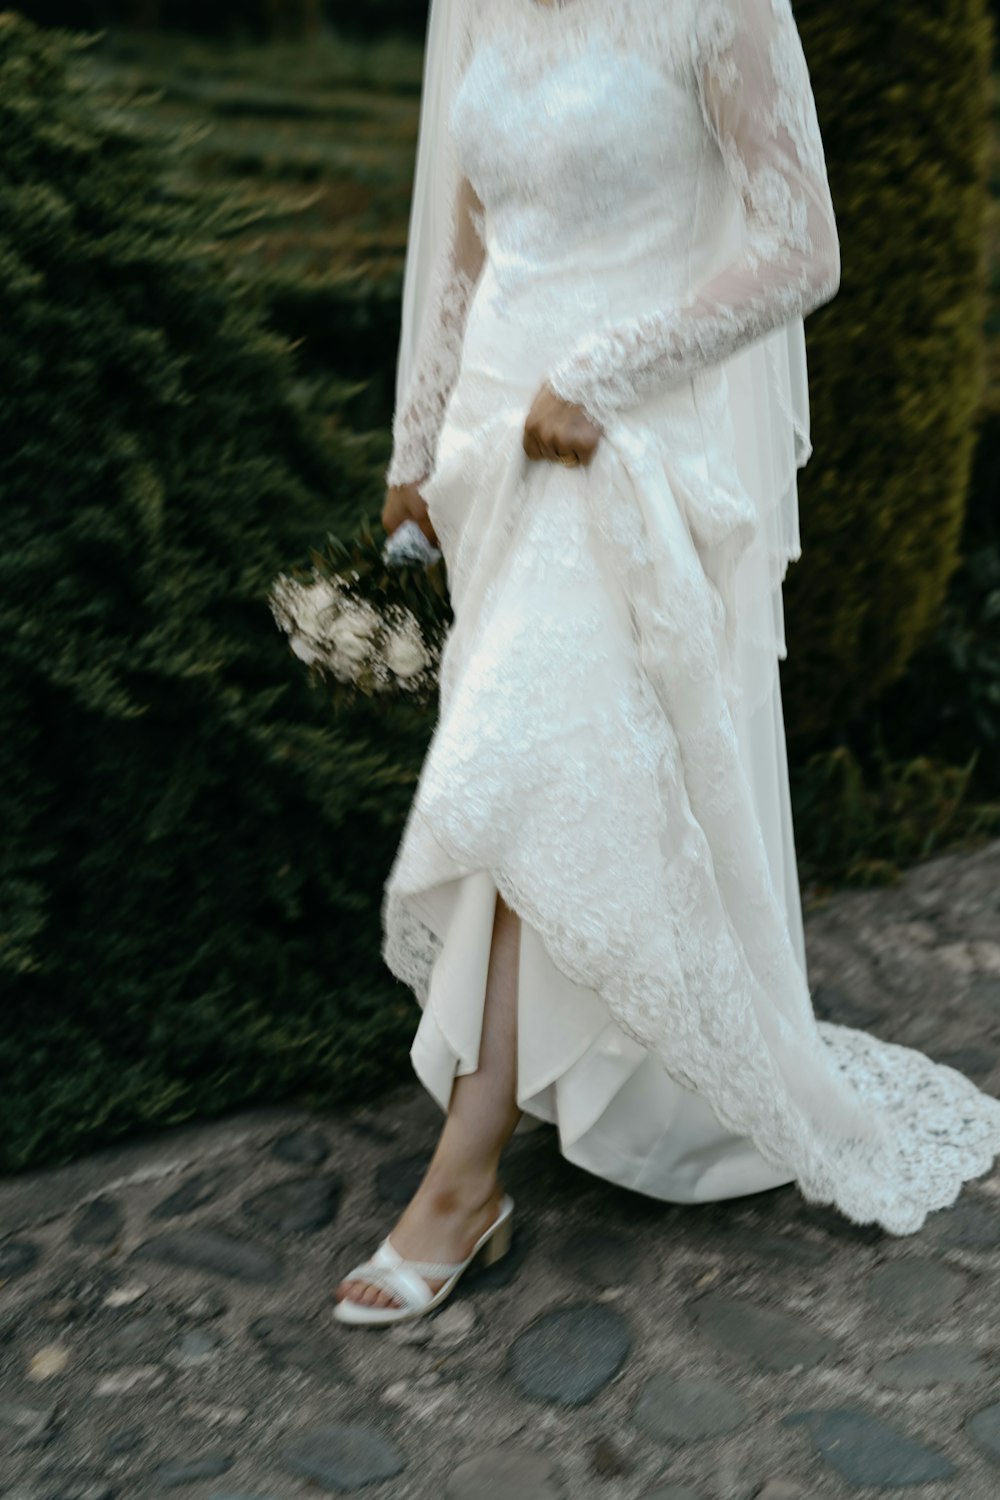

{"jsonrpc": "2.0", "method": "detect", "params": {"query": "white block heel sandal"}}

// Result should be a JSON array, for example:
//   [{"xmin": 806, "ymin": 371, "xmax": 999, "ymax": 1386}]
[{"xmin": 332, "ymin": 1193, "xmax": 515, "ymax": 1327}]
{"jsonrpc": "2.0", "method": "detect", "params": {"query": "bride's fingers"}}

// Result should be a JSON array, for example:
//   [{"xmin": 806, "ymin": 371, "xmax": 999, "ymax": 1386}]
[
  {"xmin": 416, "ymin": 514, "xmax": 439, "ymax": 546},
  {"xmin": 535, "ymin": 429, "xmax": 558, "ymax": 462},
  {"xmin": 405, "ymin": 497, "xmax": 439, "ymax": 547}
]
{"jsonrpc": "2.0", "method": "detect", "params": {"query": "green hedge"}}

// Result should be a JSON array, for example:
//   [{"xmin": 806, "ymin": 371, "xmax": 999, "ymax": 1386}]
[
  {"xmin": 4, "ymin": 1, "xmax": 428, "ymax": 40},
  {"xmin": 783, "ymin": 0, "xmax": 993, "ymax": 738},
  {"xmin": 1, "ymin": 1, "xmax": 994, "ymax": 1171},
  {"xmin": 0, "ymin": 13, "xmax": 425, "ymax": 1172}
]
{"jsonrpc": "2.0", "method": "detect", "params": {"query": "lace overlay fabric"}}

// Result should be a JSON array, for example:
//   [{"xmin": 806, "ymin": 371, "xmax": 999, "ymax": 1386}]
[
  {"xmin": 380, "ymin": 0, "xmax": 1000, "ymax": 1234},
  {"xmin": 547, "ymin": 0, "xmax": 842, "ymax": 424},
  {"xmin": 387, "ymin": 0, "xmax": 841, "ymax": 476}
]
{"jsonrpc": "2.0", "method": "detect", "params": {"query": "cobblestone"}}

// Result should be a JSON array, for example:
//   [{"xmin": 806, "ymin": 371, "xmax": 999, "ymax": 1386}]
[{"xmin": 1, "ymin": 838, "xmax": 1000, "ymax": 1497}]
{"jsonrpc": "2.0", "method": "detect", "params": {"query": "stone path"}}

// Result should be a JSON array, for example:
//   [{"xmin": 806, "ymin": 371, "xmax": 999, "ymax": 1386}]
[{"xmin": 2, "ymin": 838, "xmax": 1000, "ymax": 1500}]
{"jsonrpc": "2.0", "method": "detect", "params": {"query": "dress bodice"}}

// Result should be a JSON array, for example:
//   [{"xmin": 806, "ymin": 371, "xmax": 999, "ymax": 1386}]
[
  {"xmin": 386, "ymin": 0, "xmax": 841, "ymax": 489},
  {"xmin": 451, "ymin": 8, "xmax": 723, "ymax": 315}
]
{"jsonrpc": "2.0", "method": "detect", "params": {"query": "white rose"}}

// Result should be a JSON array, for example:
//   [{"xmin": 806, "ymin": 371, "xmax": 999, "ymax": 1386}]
[
  {"xmin": 290, "ymin": 634, "xmax": 320, "ymax": 665},
  {"xmin": 329, "ymin": 605, "xmax": 377, "ymax": 669},
  {"xmin": 383, "ymin": 624, "xmax": 430, "ymax": 679},
  {"xmin": 294, "ymin": 578, "xmax": 341, "ymax": 637}
]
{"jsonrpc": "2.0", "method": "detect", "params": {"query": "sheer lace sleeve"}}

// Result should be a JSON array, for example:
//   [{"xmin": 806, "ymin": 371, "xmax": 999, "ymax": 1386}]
[
  {"xmin": 545, "ymin": 0, "xmax": 840, "ymax": 427},
  {"xmin": 385, "ymin": 173, "xmax": 488, "ymax": 489}
]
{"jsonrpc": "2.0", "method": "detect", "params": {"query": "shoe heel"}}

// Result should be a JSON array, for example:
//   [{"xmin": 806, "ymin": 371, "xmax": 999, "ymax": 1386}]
[{"xmin": 475, "ymin": 1210, "xmax": 513, "ymax": 1269}]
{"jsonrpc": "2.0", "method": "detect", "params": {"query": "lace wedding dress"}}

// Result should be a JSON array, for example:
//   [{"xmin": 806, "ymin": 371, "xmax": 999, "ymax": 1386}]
[{"xmin": 379, "ymin": 0, "xmax": 1000, "ymax": 1234}]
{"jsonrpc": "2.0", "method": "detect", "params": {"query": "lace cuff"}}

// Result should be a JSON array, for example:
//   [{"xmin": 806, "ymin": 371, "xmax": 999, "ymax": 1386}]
[
  {"xmin": 546, "ymin": 0, "xmax": 840, "ymax": 427},
  {"xmin": 386, "ymin": 179, "xmax": 488, "ymax": 490}
]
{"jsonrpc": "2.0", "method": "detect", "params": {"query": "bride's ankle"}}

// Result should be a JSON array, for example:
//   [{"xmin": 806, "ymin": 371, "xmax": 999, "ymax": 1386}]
[{"xmin": 419, "ymin": 1165, "xmax": 502, "ymax": 1216}]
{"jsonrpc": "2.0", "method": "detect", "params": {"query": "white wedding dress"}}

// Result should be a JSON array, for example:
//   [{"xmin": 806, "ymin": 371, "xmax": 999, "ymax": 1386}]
[{"xmin": 379, "ymin": 0, "xmax": 1000, "ymax": 1234}]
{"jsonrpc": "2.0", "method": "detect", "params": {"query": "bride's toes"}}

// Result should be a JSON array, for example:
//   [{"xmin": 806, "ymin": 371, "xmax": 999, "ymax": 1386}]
[
  {"xmin": 348, "ymin": 1281, "xmax": 399, "ymax": 1309},
  {"xmin": 338, "ymin": 1278, "xmax": 380, "ymax": 1307}
]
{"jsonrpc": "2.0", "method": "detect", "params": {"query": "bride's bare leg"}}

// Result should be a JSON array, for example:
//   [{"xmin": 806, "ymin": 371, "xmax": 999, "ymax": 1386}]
[{"xmin": 336, "ymin": 889, "xmax": 523, "ymax": 1309}]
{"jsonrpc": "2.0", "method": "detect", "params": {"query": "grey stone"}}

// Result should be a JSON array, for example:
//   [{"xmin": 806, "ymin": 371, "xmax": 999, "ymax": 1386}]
[
  {"xmin": 280, "ymin": 1422, "xmax": 405, "ymax": 1490},
  {"xmin": 271, "ymin": 1127, "xmax": 329, "ymax": 1166},
  {"xmin": 929, "ymin": 1199, "xmax": 1000, "ymax": 1249},
  {"xmin": 152, "ymin": 1171, "xmax": 226, "ymax": 1220},
  {"xmin": 936, "ymin": 1046, "xmax": 997, "ymax": 1077},
  {"xmin": 967, "ymin": 976, "xmax": 1000, "ymax": 1013},
  {"xmin": 137, "ymin": 1228, "xmax": 283, "ymax": 1283},
  {"xmin": 105, "ymin": 1427, "xmax": 144, "ymax": 1456},
  {"xmin": 638, "ymin": 1489, "xmax": 703, "ymax": 1500},
  {"xmin": 43, "ymin": 1481, "xmax": 114, "ymax": 1500},
  {"xmin": 754, "ymin": 1484, "xmax": 806, "ymax": 1500},
  {"xmin": 208, "ymin": 1495, "xmax": 281, "ymax": 1500},
  {"xmin": 70, "ymin": 1196, "xmax": 123, "ymax": 1247},
  {"xmin": 867, "ymin": 1260, "xmax": 967, "ymax": 1323},
  {"xmin": 430, "ymin": 1302, "xmax": 475, "ymax": 1346},
  {"xmin": 376, "ymin": 1153, "xmax": 432, "ymax": 1204},
  {"xmin": 740, "ymin": 1233, "xmax": 829, "ymax": 1268},
  {"xmin": 811, "ymin": 984, "xmax": 880, "ymax": 1027},
  {"xmin": 508, "ymin": 1303, "xmax": 631, "ymax": 1406},
  {"xmin": 0, "ymin": 1399, "xmax": 58, "ymax": 1450},
  {"xmin": 0, "ymin": 1307, "xmax": 21, "ymax": 1343},
  {"xmin": 95, "ymin": 1366, "xmax": 168, "ymax": 1397},
  {"xmin": 102, "ymin": 1283, "xmax": 148, "ymax": 1311},
  {"xmin": 0, "ymin": 1240, "xmax": 41, "ymax": 1280},
  {"xmin": 446, "ymin": 1447, "xmax": 562, "ymax": 1500},
  {"xmin": 169, "ymin": 1328, "xmax": 220, "ymax": 1366},
  {"xmin": 39, "ymin": 1295, "xmax": 82, "ymax": 1324},
  {"xmin": 798, "ymin": 1204, "xmax": 884, "ymax": 1245},
  {"xmin": 42, "ymin": 1480, "xmax": 113, "ymax": 1500},
  {"xmin": 183, "ymin": 1290, "xmax": 228, "ymax": 1320},
  {"xmin": 242, "ymin": 1173, "xmax": 341, "ymax": 1234},
  {"xmin": 967, "ymin": 1402, "xmax": 1000, "ymax": 1461},
  {"xmin": 556, "ymin": 1228, "xmax": 642, "ymax": 1286},
  {"xmin": 873, "ymin": 1341, "xmax": 986, "ymax": 1390},
  {"xmin": 784, "ymin": 1408, "xmax": 956, "ymax": 1486},
  {"xmin": 590, "ymin": 1434, "xmax": 630, "ymax": 1478},
  {"xmin": 106, "ymin": 1312, "xmax": 172, "ymax": 1360},
  {"xmin": 632, "ymin": 1372, "xmax": 748, "ymax": 1445},
  {"xmin": 691, "ymin": 1292, "xmax": 837, "ymax": 1371},
  {"xmin": 349, "ymin": 1117, "xmax": 398, "ymax": 1145},
  {"xmin": 249, "ymin": 1314, "xmax": 346, "ymax": 1379},
  {"xmin": 152, "ymin": 1453, "xmax": 233, "ymax": 1488}
]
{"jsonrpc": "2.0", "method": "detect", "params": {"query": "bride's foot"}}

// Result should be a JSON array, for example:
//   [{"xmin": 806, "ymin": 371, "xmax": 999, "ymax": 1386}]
[{"xmin": 335, "ymin": 1173, "xmax": 506, "ymax": 1311}]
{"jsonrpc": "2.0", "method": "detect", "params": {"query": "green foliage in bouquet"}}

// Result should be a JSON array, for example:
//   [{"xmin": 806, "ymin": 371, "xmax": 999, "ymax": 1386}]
[
  {"xmin": 0, "ymin": 13, "xmax": 428, "ymax": 1171},
  {"xmin": 783, "ymin": 0, "xmax": 993, "ymax": 739}
]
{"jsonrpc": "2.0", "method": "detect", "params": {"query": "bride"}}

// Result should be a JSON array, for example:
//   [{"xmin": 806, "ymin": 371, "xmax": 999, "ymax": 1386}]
[{"xmin": 333, "ymin": 0, "xmax": 1000, "ymax": 1324}]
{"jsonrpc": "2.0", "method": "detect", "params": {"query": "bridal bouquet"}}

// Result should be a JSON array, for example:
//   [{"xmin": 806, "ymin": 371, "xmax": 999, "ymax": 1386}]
[{"xmin": 269, "ymin": 519, "xmax": 451, "ymax": 712}]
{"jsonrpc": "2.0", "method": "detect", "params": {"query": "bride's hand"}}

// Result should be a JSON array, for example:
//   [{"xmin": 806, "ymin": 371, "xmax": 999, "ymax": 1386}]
[
  {"xmin": 382, "ymin": 481, "xmax": 439, "ymax": 548},
  {"xmin": 522, "ymin": 382, "xmax": 602, "ymax": 467}
]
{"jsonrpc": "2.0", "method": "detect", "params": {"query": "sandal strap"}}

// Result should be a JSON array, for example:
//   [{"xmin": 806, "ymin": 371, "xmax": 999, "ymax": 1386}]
[
  {"xmin": 347, "ymin": 1259, "xmax": 436, "ymax": 1311},
  {"xmin": 341, "ymin": 1238, "xmax": 464, "ymax": 1312},
  {"xmin": 377, "ymin": 1237, "xmax": 466, "ymax": 1278},
  {"xmin": 388, "ymin": 1255, "xmax": 466, "ymax": 1278}
]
